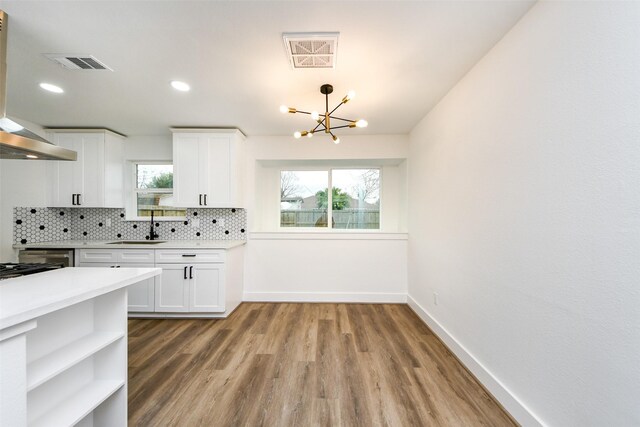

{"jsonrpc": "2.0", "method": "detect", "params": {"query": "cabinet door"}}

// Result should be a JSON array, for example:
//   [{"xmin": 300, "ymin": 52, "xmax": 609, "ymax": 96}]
[
  {"xmin": 173, "ymin": 134, "xmax": 201, "ymax": 207},
  {"xmin": 48, "ymin": 134, "xmax": 82, "ymax": 207},
  {"xmin": 121, "ymin": 263, "xmax": 156, "ymax": 312},
  {"xmin": 77, "ymin": 261, "xmax": 155, "ymax": 312},
  {"xmin": 203, "ymin": 136, "xmax": 231, "ymax": 206},
  {"xmin": 76, "ymin": 133, "xmax": 105, "ymax": 207},
  {"xmin": 47, "ymin": 133, "xmax": 105, "ymax": 207},
  {"xmin": 189, "ymin": 264, "xmax": 225, "ymax": 312},
  {"xmin": 155, "ymin": 264, "xmax": 189, "ymax": 312}
]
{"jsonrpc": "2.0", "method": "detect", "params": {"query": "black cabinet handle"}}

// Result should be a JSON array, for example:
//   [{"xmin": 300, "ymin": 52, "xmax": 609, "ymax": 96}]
[
  {"xmin": 183, "ymin": 266, "xmax": 188, "ymax": 280},
  {"xmin": 204, "ymin": 194, "xmax": 207, "ymax": 205},
  {"xmin": 199, "ymin": 194, "xmax": 202, "ymax": 206},
  {"xmin": 189, "ymin": 266, "xmax": 193, "ymax": 279},
  {"xmin": 181, "ymin": 254, "xmax": 196, "ymax": 257},
  {"xmin": 77, "ymin": 194, "xmax": 81, "ymax": 205},
  {"xmin": 72, "ymin": 194, "xmax": 76, "ymax": 205}
]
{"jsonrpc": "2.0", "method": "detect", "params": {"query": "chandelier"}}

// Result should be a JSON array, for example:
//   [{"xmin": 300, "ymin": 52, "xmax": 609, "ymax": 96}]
[{"xmin": 279, "ymin": 83, "xmax": 368, "ymax": 144}]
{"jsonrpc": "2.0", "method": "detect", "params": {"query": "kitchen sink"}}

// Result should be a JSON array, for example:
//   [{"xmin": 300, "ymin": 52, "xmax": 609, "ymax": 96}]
[{"xmin": 107, "ymin": 240, "xmax": 167, "ymax": 245}]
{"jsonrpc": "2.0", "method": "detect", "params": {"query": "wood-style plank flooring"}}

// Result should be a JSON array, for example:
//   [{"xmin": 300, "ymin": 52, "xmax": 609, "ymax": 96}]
[{"xmin": 128, "ymin": 303, "xmax": 516, "ymax": 426}]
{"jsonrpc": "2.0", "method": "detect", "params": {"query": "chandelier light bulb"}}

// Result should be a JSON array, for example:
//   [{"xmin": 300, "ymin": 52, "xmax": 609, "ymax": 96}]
[
  {"xmin": 333, "ymin": 135, "xmax": 340, "ymax": 144},
  {"xmin": 307, "ymin": 131, "xmax": 314, "ymax": 138},
  {"xmin": 279, "ymin": 105, "xmax": 289, "ymax": 114},
  {"xmin": 294, "ymin": 131, "xmax": 302, "ymax": 139},
  {"xmin": 347, "ymin": 90, "xmax": 356, "ymax": 100},
  {"xmin": 355, "ymin": 119, "xmax": 368, "ymax": 128},
  {"xmin": 311, "ymin": 111, "xmax": 320, "ymax": 121}
]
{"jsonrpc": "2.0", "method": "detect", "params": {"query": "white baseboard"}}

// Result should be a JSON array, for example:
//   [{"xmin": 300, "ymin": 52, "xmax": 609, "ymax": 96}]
[
  {"xmin": 407, "ymin": 295, "xmax": 545, "ymax": 427},
  {"xmin": 243, "ymin": 291, "xmax": 407, "ymax": 303}
]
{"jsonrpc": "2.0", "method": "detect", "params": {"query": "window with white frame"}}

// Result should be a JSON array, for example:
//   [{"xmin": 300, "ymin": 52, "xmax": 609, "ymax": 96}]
[
  {"xmin": 280, "ymin": 168, "xmax": 381, "ymax": 229},
  {"xmin": 132, "ymin": 162, "xmax": 186, "ymax": 218}
]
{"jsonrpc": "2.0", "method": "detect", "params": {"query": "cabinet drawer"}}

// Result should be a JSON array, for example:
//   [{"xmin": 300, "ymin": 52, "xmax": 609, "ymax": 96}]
[
  {"xmin": 78, "ymin": 249, "xmax": 118, "ymax": 263},
  {"xmin": 155, "ymin": 249, "xmax": 225, "ymax": 264},
  {"xmin": 79, "ymin": 249, "xmax": 155, "ymax": 264},
  {"xmin": 119, "ymin": 250, "xmax": 154, "ymax": 263}
]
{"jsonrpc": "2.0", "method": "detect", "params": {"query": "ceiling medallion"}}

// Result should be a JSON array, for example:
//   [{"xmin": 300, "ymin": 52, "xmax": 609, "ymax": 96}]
[{"xmin": 280, "ymin": 83, "xmax": 367, "ymax": 144}]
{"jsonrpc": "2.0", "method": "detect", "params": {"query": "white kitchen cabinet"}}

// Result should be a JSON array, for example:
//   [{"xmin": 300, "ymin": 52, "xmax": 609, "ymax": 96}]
[
  {"xmin": 155, "ymin": 264, "xmax": 190, "ymax": 312},
  {"xmin": 155, "ymin": 249, "xmax": 225, "ymax": 313},
  {"xmin": 47, "ymin": 129, "xmax": 124, "ymax": 208},
  {"xmin": 189, "ymin": 264, "xmax": 225, "ymax": 312},
  {"xmin": 172, "ymin": 129, "xmax": 245, "ymax": 208},
  {"xmin": 78, "ymin": 249, "xmax": 156, "ymax": 312},
  {"xmin": 77, "ymin": 246, "xmax": 243, "ymax": 317}
]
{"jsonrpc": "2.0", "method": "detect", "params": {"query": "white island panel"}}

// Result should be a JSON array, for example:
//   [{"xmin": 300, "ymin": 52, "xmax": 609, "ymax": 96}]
[{"xmin": 0, "ymin": 267, "xmax": 160, "ymax": 427}]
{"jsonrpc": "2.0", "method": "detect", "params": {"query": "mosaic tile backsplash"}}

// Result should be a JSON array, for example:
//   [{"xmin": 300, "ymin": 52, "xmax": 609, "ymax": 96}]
[{"xmin": 14, "ymin": 207, "xmax": 247, "ymax": 244}]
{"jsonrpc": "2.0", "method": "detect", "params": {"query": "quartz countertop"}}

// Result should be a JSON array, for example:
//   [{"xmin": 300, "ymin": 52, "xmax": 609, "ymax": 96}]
[
  {"xmin": 12, "ymin": 240, "xmax": 246, "ymax": 250},
  {"xmin": 0, "ymin": 267, "xmax": 161, "ymax": 330}
]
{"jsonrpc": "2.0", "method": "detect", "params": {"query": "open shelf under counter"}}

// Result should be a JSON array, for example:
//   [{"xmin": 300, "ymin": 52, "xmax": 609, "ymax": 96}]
[
  {"xmin": 29, "ymin": 379, "xmax": 124, "ymax": 427},
  {"xmin": 27, "ymin": 331, "xmax": 125, "ymax": 391},
  {"xmin": 1, "ymin": 268, "xmax": 159, "ymax": 427}
]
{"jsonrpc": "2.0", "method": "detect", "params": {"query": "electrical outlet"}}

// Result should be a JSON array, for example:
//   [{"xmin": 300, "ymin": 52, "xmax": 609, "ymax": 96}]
[
  {"xmin": 433, "ymin": 292, "xmax": 439, "ymax": 306},
  {"xmin": 191, "ymin": 218, "xmax": 200, "ymax": 227}
]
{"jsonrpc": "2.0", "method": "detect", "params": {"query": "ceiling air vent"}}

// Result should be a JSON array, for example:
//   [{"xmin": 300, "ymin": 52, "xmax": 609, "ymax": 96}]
[
  {"xmin": 283, "ymin": 32, "xmax": 339, "ymax": 69},
  {"xmin": 43, "ymin": 54, "xmax": 113, "ymax": 71}
]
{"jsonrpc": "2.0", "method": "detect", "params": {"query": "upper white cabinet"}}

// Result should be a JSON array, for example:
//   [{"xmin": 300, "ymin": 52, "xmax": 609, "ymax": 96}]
[
  {"xmin": 47, "ymin": 130, "xmax": 124, "ymax": 208},
  {"xmin": 172, "ymin": 129, "xmax": 245, "ymax": 208}
]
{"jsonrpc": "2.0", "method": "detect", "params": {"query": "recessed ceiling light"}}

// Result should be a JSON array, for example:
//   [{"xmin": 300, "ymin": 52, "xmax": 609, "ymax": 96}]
[
  {"xmin": 39, "ymin": 83, "xmax": 64, "ymax": 93},
  {"xmin": 26, "ymin": 154, "xmax": 39, "ymax": 159},
  {"xmin": 171, "ymin": 81, "xmax": 190, "ymax": 92}
]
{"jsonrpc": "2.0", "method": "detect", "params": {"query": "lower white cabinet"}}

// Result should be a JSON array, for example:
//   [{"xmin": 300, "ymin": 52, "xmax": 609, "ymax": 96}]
[
  {"xmin": 78, "ymin": 247, "xmax": 242, "ymax": 316},
  {"xmin": 190, "ymin": 264, "xmax": 224, "ymax": 312},
  {"xmin": 155, "ymin": 265, "xmax": 190, "ymax": 312},
  {"xmin": 78, "ymin": 250, "xmax": 155, "ymax": 312},
  {"xmin": 155, "ymin": 250, "xmax": 225, "ymax": 313}
]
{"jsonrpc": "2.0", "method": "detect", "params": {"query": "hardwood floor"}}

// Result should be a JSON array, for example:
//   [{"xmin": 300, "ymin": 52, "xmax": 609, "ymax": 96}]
[{"xmin": 128, "ymin": 303, "xmax": 516, "ymax": 426}]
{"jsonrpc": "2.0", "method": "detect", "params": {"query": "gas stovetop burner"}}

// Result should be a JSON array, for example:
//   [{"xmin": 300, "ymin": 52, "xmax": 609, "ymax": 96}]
[{"xmin": 0, "ymin": 263, "xmax": 64, "ymax": 280}]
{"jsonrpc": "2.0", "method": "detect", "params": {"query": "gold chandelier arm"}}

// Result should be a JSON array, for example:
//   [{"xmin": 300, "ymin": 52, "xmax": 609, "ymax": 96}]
[
  {"xmin": 327, "ymin": 115, "xmax": 355, "ymax": 123},
  {"xmin": 328, "ymin": 124, "xmax": 354, "ymax": 130}
]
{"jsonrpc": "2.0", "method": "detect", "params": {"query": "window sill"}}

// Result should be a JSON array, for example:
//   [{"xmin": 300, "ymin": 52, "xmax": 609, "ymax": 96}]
[{"xmin": 249, "ymin": 231, "xmax": 408, "ymax": 241}]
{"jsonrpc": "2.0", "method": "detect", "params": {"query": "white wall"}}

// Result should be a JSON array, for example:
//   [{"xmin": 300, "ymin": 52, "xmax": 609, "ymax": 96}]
[
  {"xmin": 123, "ymin": 135, "xmax": 172, "ymax": 161},
  {"xmin": 244, "ymin": 134, "xmax": 409, "ymax": 302},
  {"xmin": 408, "ymin": 2, "xmax": 640, "ymax": 426},
  {"xmin": 0, "ymin": 118, "xmax": 49, "ymax": 262}
]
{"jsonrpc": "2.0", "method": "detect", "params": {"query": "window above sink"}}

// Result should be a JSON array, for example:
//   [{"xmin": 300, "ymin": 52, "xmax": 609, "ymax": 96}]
[{"xmin": 126, "ymin": 162, "xmax": 186, "ymax": 221}]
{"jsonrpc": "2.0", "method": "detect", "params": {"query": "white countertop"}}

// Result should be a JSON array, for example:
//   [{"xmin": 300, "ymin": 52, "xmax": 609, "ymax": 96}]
[
  {"xmin": 13, "ymin": 240, "xmax": 246, "ymax": 250},
  {"xmin": 0, "ymin": 267, "xmax": 161, "ymax": 330}
]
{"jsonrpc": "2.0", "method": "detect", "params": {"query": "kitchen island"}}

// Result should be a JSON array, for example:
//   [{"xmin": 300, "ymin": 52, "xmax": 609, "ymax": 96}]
[{"xmin": 0, "ymin": 267, "xmax": 161, "ymax": 427}]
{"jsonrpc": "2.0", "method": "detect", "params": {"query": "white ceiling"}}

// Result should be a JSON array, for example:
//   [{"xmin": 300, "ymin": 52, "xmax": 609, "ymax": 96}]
[{"xmin": 0, "ymin": 0, "xmax": 534, "ymax": 137}]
